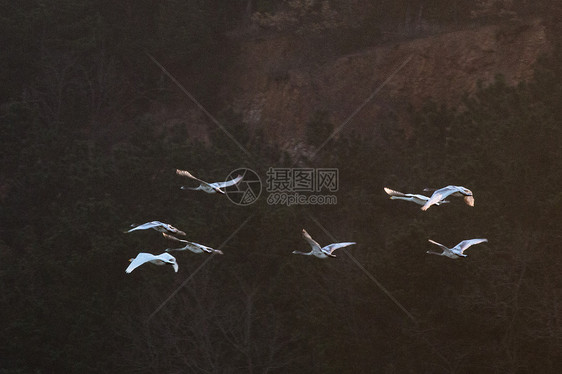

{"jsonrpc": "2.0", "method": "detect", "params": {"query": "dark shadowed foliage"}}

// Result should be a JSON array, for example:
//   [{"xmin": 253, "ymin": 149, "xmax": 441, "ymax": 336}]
[{"xmin": 1, "ymin": 1, "xmax": 561, "ymax": 373}]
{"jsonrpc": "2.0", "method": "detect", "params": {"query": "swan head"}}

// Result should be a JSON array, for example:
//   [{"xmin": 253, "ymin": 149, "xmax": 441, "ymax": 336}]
[{"xmin": 292, "ymin": 250, "xmax": 308, "ymax": 255}]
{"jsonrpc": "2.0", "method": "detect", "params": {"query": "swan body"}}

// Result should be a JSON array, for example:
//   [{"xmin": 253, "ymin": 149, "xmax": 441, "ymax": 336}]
[
  {"xmin": 163, "ymin": 233, "xmax": 223, "ymax": 255},
  {"xmin": 176, "ymin": 169, "xmax": 243, "ymax": 194},
  {"xmin": 426, "ymin": 238, "xmax": 488, "ymax": 259},
  {"xmin": 124, "ymin": 221, "xmax": 186, "ymax": 236},
  {"xmin": 421, "ymin": 185, "xmax": 474, "ymax": 211},
  {"xmin": 292, "ymin": 229, "xmax": 355, "ymax": 259},
  {"xmin": 384, "ymin": 187, "xmax": 449, "ymax": 206},
  {"xmin": 126, "ymin": 252, "xmax": 179, "ymax": 273}
]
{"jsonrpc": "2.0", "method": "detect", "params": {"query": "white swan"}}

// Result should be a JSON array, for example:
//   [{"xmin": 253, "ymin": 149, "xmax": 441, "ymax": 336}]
[
  {"xmin": 162, "ymin": 233, "xmax": 224, "ymax": 255},
  {"xmin": 384, "ymin": 187, "xmax": 449, "ymax": 206},
  {"xmin": 292, "ymin": 229, "xmax": 355, "ymax": 259},
  {"xmin": 124, "ymin": 221, "xmax": 186, "ymax": 236},
  {"xmin": 176, "ymin": 169, "xmax": 243, "ymax": 194},
  {"xmin": 126, "ymin": 252, "xmax": 179, "ymax": 273},
  {"xmin": 426, "ymin": 238, "xmax": 488, "ymax": 259},
  {"xmin": 421, "ymin": 185, "xmax": 474, "ymax": 211}
]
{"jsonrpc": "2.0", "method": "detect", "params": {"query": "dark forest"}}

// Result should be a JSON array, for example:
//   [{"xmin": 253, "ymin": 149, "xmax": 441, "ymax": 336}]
[{"xmin": 1, "ymin": 1, "xmax": 561, "ymax": 373}]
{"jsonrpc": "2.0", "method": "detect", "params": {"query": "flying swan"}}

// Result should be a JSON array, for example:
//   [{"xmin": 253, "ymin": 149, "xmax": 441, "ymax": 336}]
[
  {"xmin": 426, "ymin": 238, "xmax": 488, "ymax": 259},
  {"xmin": 292, "ymin": 229, "xmax": 355, "ymax": 259},
  {"xmin": 384, "ymin": 187, "xmax": 449, "ymax": 206},
  {"xmin": 162, "ymin": 233, "xmax": 223, "ymax": 255},
  {"xmin": 124, "ymin": 221, "xmax": 186, "ymax": 236},
  {"xmin": 176, "ymin": 169, "xmax": 243, "ymax": 194},
  {"xmin": 126, "ymin": 252, "xmax": 179, "ymax": 273},
  {"xmin": 421, "ymin": 185, "xmax": 474, "ymax": 211}
]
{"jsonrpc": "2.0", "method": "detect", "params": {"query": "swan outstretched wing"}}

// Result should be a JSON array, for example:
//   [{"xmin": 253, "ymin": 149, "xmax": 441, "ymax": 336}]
[
  {"xmin": 154, "ymin": 253, "xmax": 178, "ymax": 273},
  {"xmin": 321, "ymin": 242, "xmax": 356, "ymax": 255},
  {"xmin": 176, "ymin": 169, "xmax": 204, "ymax": 183},
  {"xmin": 125, "ymin": 221, "xmax": 162, "ymax": 233},
  {"xmin": 187, "ymin": 241, "xmax": 222, "ymax": 254},
  {"xmin": 210, "ymin": 175, "xmax": 243, "ymax": 190},
  {"xmin": 428, "ymin": 239, "xmax": 449, "ymax": 252},
  {"xmin": 302, "ymin": 229, "xmax": 322, "ymax": 254},
  {"xmin": 161, "ymin": 223, "xmax": 186, "ymax": 236},
  {"xmin": 156, "ymin": 253, "xmax": 179, "ymax": 272},
  {"xmin": 170, "ymin": 241, "xmax": 222, "ymax": 254},
  {"xmin": 125, "ymin": 221, "xmax": 185, "ymax": 236},
  {"xmin": 422, "ymin": 187, "xmax": 454, "ymax": 210},
  {"xmin": 424, "ymin": 185, "xmax": 474, "ymax": 210},
  {"xmin": 385, "ymin": 187, "xmax": 439, "ymax": 205},
  {"xmin": 126, "ymin": 253, "xmax": 179, "ymax": 273},
  {"xmin": 163, "ymin": 233, "xmax": 222, "ymax": 254},
  {"xmin": 126, "ymin": 253, "xmax": 154, "ymax": 273},
  {"xmin": 385, "ymin": 188, "xmax": 426, "ymax": 200},
  {"xmin": 176, "ymin": 168, "xmax": 212, "ymax": 188},
  {"xmin": 384, "ymin": 187, "xmax": 407, "ymax": 197},
  {"xmin": 166, "ymin": 241, "xmax": 203, "ymax": 253},
  {"xmin": 422, "ymin": 185, "xmax": 467, "ymax": 210},
  {"xmin": 455, "ymin": 239, "xmax": 488, "ymax": 254},
  {"xmin": 176, "ymin": 169, "xmax": 224, "ymax": 193},
  {"xmin": 162, "ymin": 232, "xmax": 186, "ymax": 243}
]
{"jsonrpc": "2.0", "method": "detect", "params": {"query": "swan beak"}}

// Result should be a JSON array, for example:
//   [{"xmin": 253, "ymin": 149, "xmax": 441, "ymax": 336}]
[
  {"xmin": 172, "ymin": 263, "xmax": 179, "ymax": 272},
  {"xmin": 464, "ymin": 195, "xmax": 475, "ymax": 207}
]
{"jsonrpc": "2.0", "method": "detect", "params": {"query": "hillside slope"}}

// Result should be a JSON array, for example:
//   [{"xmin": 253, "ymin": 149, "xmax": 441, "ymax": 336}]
[{"xmin": 222, "ymin": 18, "xmax": 548, "ymax": 144}]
